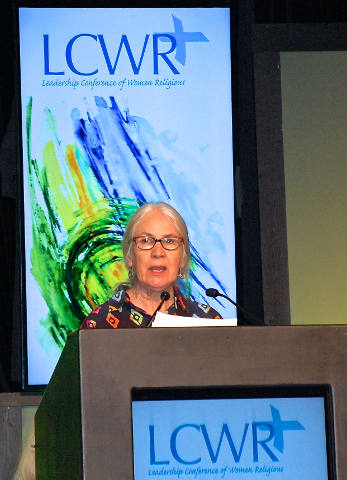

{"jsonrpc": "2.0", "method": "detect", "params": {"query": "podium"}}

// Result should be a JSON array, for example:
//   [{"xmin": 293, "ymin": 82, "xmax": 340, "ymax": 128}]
[{"xmin": 35, "ymin": 326, "xmax": 346, "ymax": 479}]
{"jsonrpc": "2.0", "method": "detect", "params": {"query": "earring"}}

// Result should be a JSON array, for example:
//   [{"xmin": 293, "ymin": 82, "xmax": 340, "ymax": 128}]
[
  {"xmin": 128, "ymin": 266, "xmax": 136, "ymax": 282},
  {"xmin": 178, "ymin": 268, "xmax": 185, "ymax": 279}
]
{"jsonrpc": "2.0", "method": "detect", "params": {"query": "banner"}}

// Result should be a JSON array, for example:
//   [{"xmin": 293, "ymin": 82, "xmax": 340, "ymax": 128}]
[{"xmin": 19, "ymin": 8, "xmax": 235, "ymax": 385}]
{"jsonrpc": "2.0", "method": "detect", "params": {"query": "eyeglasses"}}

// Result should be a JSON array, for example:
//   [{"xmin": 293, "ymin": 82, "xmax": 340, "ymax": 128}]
[{"xmin": 133, "ymin": 236, "xmax": 183, "ymax": 251}]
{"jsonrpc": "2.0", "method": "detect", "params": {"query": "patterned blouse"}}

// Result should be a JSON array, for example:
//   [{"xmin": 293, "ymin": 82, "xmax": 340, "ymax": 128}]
[{"xmin": 80, "ymin": 285, "xmax": 221, "ymax": 329}]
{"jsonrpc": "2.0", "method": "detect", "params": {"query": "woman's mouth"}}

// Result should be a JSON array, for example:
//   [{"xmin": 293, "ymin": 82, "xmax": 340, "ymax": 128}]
[{"xmin": 149, "ymin": 266, "xmax": 167, "ymax": 273}]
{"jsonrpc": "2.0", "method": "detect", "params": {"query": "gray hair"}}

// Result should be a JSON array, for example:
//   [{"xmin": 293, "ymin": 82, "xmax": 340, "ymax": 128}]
[{"xmin": 122, "ymin": 202, "xmax": 190, "ymax": 285}]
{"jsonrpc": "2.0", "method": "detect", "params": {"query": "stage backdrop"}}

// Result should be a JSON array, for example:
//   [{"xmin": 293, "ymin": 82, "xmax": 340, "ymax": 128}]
[{"xmin": 18, "ymin": 7, "xmax": 235, "ymax": 386}]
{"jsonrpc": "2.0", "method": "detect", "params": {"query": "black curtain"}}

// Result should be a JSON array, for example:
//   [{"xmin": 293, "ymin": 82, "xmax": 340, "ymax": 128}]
[{"xmin": 254, "ymin": 0, "xmax": 347, "ymax": 23}]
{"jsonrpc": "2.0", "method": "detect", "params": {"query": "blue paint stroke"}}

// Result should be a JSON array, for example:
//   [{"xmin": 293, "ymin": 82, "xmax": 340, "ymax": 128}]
[{"xmin": 72, "ymin": 95, "xmax": 229, "ymax": 309}]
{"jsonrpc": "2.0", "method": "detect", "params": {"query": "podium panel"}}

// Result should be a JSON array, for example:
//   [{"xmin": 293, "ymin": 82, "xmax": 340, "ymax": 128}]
[{"xmin": 35, "ymin": 326, "xmax": 346, "ymax": 479}]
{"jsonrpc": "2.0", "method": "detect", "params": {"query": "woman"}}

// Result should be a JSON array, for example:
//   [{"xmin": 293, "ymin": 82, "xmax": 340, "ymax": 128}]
[{"xmin": 81, "ymin": 202, "xmax": 221, "ymax": 328}]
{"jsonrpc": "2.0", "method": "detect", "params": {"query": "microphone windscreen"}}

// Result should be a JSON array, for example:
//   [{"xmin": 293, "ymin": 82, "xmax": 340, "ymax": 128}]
[
  {"xmin": 205, "ymin": 288, "xmax": 220, "ymax": 298},
  {"xmin": 161, "ymin": 291, "xmax": 170, "ymax": 301}
]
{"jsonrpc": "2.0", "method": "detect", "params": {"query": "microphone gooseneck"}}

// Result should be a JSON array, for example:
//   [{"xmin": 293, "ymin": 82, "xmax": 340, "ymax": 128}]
[
  {"xmin": 205, "ymin": 288, "xmax": 263, "ymax": 325},
  {"xmin": 147, "ymin": 291, "xmax": 170, "ymax": 327}
]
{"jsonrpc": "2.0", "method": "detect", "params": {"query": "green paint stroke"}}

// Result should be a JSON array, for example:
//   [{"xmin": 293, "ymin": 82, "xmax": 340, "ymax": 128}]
[{"xmin": 26, "ymin": 98, "xmax": 137, "ymax": 350}]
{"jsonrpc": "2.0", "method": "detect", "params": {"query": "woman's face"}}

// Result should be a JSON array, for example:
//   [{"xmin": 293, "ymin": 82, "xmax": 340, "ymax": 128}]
[{"xmin": 128, "ymin": 210, "xmax": 186, "ymax": 292}]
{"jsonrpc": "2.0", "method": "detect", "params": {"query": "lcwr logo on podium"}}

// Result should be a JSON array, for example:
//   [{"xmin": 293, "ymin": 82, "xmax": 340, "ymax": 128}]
[{"xmin": 149, "ymin": 405, "xmax": 305, "ymax": 465}]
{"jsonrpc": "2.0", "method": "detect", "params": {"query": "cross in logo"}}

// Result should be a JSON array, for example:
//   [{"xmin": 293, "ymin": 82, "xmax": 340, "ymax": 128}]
[
  {"xmin": 259, "ymin": 405, "xmax": 305, "ymax": 453},
  {"xmin": 158, "ymin": 15, "xmax": 209, "ymax": 66}
]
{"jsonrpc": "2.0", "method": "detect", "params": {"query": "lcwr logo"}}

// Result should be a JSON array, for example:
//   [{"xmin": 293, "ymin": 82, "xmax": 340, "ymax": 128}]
[
  {"xmin": 43, "ymin": 16, "xmax": 209, "ymax": 76},
  {"xmin": 149, "ymin": 405, "xmax": 305, "ymax": 465}
]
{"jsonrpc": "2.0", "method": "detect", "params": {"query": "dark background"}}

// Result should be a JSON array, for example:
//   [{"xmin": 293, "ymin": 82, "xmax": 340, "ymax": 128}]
[{"xmin": 1, "ymin": 0, "xmax": 346, "ymax": 391}]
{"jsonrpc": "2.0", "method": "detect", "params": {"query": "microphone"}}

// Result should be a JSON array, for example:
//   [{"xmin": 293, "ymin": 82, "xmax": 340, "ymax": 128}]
[
  {"xmin": 147, "ymin": 291, "xmax": 170, "ymax": 327},
  {"xmin": 205, "ymin": 288, "xmax": 263, "ymax": 326}
]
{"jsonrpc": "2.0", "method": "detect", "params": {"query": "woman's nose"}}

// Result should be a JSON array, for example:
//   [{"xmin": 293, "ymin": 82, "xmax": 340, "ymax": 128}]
[{"xmin": 151, "ymin": 241, "xmax": 165, "ymax": 256}]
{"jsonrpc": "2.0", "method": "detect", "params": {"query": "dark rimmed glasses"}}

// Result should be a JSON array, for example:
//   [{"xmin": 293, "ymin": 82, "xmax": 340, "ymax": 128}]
[{"xmin": 133, "ymin": 235, "xmax": 183, "ymax": 251}]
